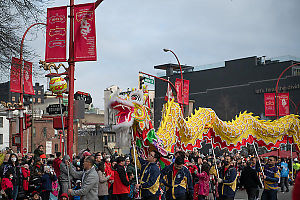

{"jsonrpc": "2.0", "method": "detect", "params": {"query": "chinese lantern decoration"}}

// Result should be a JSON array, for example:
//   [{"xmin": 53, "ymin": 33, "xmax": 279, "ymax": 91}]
[{"xmin": 49, "ymin": 77, "xmax": 67, "ymax": 97}]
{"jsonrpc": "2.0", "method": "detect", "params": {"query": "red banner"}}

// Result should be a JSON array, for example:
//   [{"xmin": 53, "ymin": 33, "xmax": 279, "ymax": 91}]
[
  {"xmin": 264, "ymin": 93, "xmax": 276, "ymax": 116},
  {"xmin": 278, "ymin": 93, "xmax": 289, "ymax": 116},
  {"xmin": 175, "ymin": 79, "xmax": 189, "ymax": 105},
  {"xmin": 10, "ymin": 57, "xmax": 22, "ymax": 93},
  {"xmin": 74, "ymin": 3, "xmax": 97, "ymax": 61},
  {"xmin": 45, "ymin": 6, "xmax": 67, "ymax": 62},
  {"xmin": 23, "ymin": 61, "xmax": 35, "ymax": 95}
]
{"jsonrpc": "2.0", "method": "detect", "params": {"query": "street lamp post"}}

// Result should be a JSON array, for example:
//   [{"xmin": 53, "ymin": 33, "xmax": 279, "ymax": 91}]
[
  {"xmin": 18, "ymin": 22, "xmax": 47, "ymax": 155},
  {"xmin": 275, "ymin": 62, "xmax": 300, "ymax": 118},
  {"xmin": 274, "ymin": 62, "xmax": 300, "ymax": 175},
  {"xmin": 163, "ymin": 49, "xmax": 184, "ymax": 112}
]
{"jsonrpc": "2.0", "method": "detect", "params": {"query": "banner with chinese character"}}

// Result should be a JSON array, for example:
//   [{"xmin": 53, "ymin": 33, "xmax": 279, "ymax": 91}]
[
  {"xmin": 74, "ymin": 3, "xmax": 97, "ymax": 61},
  {"xmin": 278, "ymin": 93, "xmax": 289, "ymax": 116},
  {"xmin": 264, "ymin": 93, "xmax": 276, "ymax": 116},
  {"xmin": 10, "ymin": 57, "xmax": 22, "ymax": 93},
  {"xmin": 23, "ymin": 61, "xmax": 35, "ymax": 95},
  {"xmin": 175, "ymin": 78, "xmax": 189, "ymax": 105},
  {"xmin": 45, "ymin": 6, "xmax": 67, "ymax": 62}
]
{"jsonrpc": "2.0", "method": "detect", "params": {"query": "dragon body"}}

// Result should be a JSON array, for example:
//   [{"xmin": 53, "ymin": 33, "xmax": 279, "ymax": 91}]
[{"xmin": 109, "ymin": 88, "xmax": 300, "ymax": 155}]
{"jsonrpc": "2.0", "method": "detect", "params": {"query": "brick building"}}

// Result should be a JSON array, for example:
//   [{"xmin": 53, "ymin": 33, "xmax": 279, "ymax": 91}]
[{"xmin": 9, "ymin": 117, "xmax": 78, "ymax": 155}]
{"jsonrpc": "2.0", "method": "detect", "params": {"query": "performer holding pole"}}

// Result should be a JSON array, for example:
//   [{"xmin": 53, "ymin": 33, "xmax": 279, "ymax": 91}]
[{"xmin": 131, "ymin": 128, "xmax": 161, "ymax": 200}]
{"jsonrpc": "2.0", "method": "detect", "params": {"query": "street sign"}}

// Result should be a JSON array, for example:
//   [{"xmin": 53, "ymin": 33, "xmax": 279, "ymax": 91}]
[
  {"xmin": 144, "ymin": 77, "xmax": 154, "ymax": 85},
  {"xmin": 62, "ymin": 98, "xmax": 68, "ymax": 106},
  {"xmin": 46, "ymin": 104, "xmax": 67, "ymax": 115},
  {"xmin": 23, "ymin": 147, "xmax": 27, "ymax": 154},
  {"xmin": 46, "ymin": 141, "xmax": 52, "ymax": 155},
  {"xmin": 74, "ymin": 91, "xmax": 92, "ymax": 104}
]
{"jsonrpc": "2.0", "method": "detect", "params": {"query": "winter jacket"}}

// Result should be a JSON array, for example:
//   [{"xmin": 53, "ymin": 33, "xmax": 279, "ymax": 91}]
[
  {"xmin": 218, "ymin": 166, "xmax": 237, "ymax": 198},
  {"xmin": 52, "ymin": 158, "xmax": 62, "ymax": 178},
  {"xmin": 69, "ymin": 165, "xmax": 99, "ymax": 200},
  {"xmin": 21, "ymin": 167, "xmax": 30, "ymax": 191},
  {"xmin": 280, "ymin": 162, "xmax": 289, "ymax": 177},
  {"xmin": 34, "ymin": 149, "xmax": 44, "ymax": 161},
  {"xmin": 125, "ymin": 163, "xmax": 136, "ymax": 179},
  {"xmin": 161, "ymin": 163, "xmax": 194, "ymax": 200},
  {"xmin": 240, "ymin": 165, "xmax": 262, "ymax": 189},
  {"xmin": 59, "ymin": 162, "xmax": 72, "ymax": 183},
  {"xmin": 138, "ymin": 157, "xmax": 160, "ymax": 198},
  {"xmin": 4, "ymin": 164, "xmax": 22, "ymax": 187},
  {"xmin": 197, "ymin": 171, "xmax": 210, "ymax": 196},
  {"xmin": 113, "ymin": 164, "xmax": 130, "ymax": 195},
  {"xmin": 98, "ymin": 170, "xmax": 110, "ymax": 196},
  {"xmin": 263, "ymin": 164, "xmax": 280, "ymax": 190},
  {"xmin": 104, "ymin": 162, "xmax": 114, "ymax": 189},
  {"xmin": 41, "ymin": 173, "xmax": 57, "ymax": 191}
]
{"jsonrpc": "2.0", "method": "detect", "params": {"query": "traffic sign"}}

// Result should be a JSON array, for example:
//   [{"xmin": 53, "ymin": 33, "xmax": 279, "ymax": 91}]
[
  {"xmin": 46, "ymin": 104, "xmax": 67, "ymax": 115},
  {"xmin": 23, "ymin": 147, "xmax": 27, "ymax": 154},
  {"xmin": 144, "ymin": 77, "xmax": 154, "ymax": 85},
  {"xmin": 74, "ymin": 91, "xmax": 92, "ymax": 104}
]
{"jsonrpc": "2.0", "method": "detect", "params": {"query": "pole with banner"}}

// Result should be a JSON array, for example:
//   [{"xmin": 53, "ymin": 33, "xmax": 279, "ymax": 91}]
[
  {"xmin": 264, "ymin": 93, "xmax": 276, "ymax": 116},
  {"xmin": 23, "ymin": 61, "xmax": 35, "ymax": 95},
  {"xmin": 10, "ymin": 57, "xmax": 22, "ymax": 93},
  {"xmin": 45, "ymin": 6, "xmax": 67, "ymax": 62},
  {"xmin": 74, "ymin": 3, "xmax": 97, "ymax": 61},
  {"xmin": 278, "ymin": 93, "xmax": 290, "ymax": 116}
]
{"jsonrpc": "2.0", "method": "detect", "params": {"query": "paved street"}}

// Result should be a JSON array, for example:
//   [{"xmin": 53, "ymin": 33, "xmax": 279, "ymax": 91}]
[{"xmin": 235, "ymin": 187, "xmax": 293, "ymax": 200}]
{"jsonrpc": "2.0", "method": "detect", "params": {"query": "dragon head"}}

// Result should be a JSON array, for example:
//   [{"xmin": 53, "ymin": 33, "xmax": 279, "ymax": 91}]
[{"xmin": 109, "ymin": 88, "xmax": 151, "ymax": 130}]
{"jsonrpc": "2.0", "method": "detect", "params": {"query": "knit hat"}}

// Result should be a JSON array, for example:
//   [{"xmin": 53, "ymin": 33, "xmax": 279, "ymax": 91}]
[
  {"xmin": 60, "ymin": 193, "xmax": 69, "ymax": 199},
  {"xmin": 83, "ymin": 151, "xmax": 91, "ymax": 157}
]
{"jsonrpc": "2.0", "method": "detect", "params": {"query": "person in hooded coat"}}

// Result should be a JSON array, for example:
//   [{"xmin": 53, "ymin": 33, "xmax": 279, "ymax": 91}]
[{"xmin": 59, "ymin": 155, "xmax": 72, "ymax": 196}]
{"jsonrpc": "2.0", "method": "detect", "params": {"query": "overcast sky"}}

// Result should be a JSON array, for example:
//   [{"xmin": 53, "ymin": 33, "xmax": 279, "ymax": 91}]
[{"xmin": 26, "ymin": 0, "xmax": 300, "ymax": 109}]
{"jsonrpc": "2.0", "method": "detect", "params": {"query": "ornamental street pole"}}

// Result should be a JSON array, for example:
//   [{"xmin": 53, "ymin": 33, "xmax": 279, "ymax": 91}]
[
  {"xmin": 67, "ymin": 0, "xmax": 104, "ymax": 157},
  {"xmin": 67, "ymin": 0, "xmax": 75, "ymax": 158}
]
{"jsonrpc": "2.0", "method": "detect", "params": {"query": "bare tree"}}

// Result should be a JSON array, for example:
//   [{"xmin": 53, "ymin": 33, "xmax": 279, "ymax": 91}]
[{"xmin": 0, "ymin": 0, "xmax": 46, "ymax": 79}]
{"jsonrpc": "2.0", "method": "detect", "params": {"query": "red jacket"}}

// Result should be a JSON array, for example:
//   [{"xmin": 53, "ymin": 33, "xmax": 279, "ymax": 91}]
[
  {"xmin": 21, "ymin": 167, "xmax": 30, "ymax": 191},
  {"xmin": 53, "ymin": 158, "xmax": 62, "ymax": 177},
  {"xmin": 1, "ymin": 178, "xmax": 13, "ymax": 200},
  {"xmin": 113, "ymin": 164, "xmax": 130, "ymax": 195},
  {"xmin": 105, "ymin": 162, "xmax": 114, "ymax": 188}
]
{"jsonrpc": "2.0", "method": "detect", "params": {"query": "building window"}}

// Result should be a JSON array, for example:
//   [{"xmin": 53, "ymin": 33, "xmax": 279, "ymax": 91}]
[
  {"xmin": 112, "ymin": 134, "xmax": 116, "ymax": 142},
  {"xmin": 43, "ymin": 127, "xmax": 47, "ymax": 138},
  {"xmin": 55, "ymin": 144, "xmax": 58, "ymax": 152},
  {"xmin": 104, "ymin": 136, "xmax": 108, "ymax": 145},
  {"xmin": 38, "ymin": 98, "xmax": 41, "ymax": 103},
  {"xmin": 0, "ymin": 117, "xmax": 3, "ymax": 128},
  {"xmin": 108, "ymin": 135, "xmax": 111, "ymax": 142},
  {"xmin": 12, "ymin": 96, "xmax": 15, "ymax": 102},
  {"xmin": 0, "ymin": 134, "xmax": 3, "ymax": 144},
  {"xmin": 33, "ymin": 127, "xmax": 36, "ymax": 137},
  {"xmin": 292, "ymin": 66, "xmax": 300, "ymax": 76}
]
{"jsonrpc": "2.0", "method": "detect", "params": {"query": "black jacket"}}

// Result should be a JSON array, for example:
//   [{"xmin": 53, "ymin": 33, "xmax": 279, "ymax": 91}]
[{"xmin": 240, "ymin": 165, "xmax": 262, "ymax": 189}]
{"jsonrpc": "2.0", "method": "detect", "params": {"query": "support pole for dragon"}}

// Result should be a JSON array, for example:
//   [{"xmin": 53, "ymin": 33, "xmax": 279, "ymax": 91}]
[{"xmin": 253, "ymin": 142, "xmax": 264, "ymax": 188}]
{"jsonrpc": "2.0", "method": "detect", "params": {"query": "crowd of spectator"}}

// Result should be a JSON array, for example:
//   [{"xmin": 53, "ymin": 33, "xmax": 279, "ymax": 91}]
[{"xmin": 0, "ymin": 144, "xmax": 299, "ymax": 200}]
